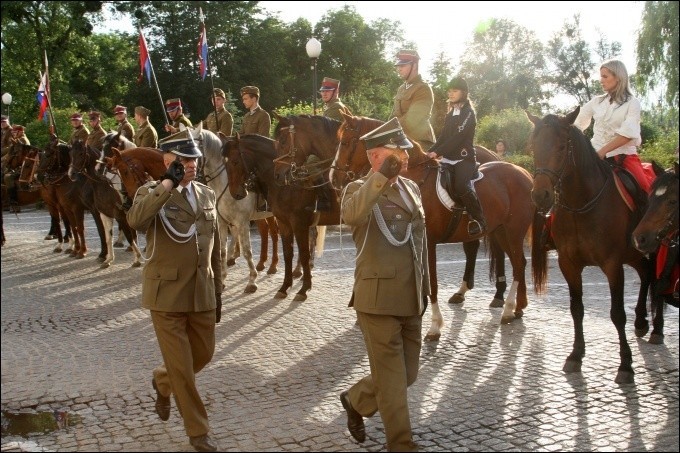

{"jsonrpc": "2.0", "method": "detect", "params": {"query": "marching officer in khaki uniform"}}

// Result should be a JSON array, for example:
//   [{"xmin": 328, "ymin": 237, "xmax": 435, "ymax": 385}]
[
  {"xmin": 113, "ymin": 105, "xmax": 135, "ymax": 141},
  {"xmin": 239, "ymin": 86, "xmax": 271, "ymax": 136},
  {"xmin": 390, "ymin": 49, "xmax": 436, "ymax": 151},
  {"xmin": 69, "ymin": 113, "xmax": 90, "ymax": 145},
  {"xmin": 1, "ymin": 116, "xmax": 12, "ymax": 158},
  {"xmin": 164, "ymin": 98, "xmax": 192, "ymax": 134},
  {"xmin": 319, "ymin": 77, "xmax": 350, "ymax": 121},
  {"xmin": 86, "ymin": 111, "xmax": 107, "ymax": 151},
  {"xmin": 339, "ymin": 117, "xmax": 429, "ymax": 452},
  {"xmin": 127, "ymin": 134, "xmax": 222, "ymax": 452},
  {"xmin": 133, "ymin": 106, "xmax": 158, "ymax": 148},
  {"xmin": 203, "ymin": 88, "xmax": 233, "ymax": 137},
  {"xmin": 4, "ymin": 125, "xmax": 31, "ymax": 212}
]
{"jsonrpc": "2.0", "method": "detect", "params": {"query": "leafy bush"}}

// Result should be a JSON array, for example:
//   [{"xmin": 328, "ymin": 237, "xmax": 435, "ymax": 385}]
[
  {"xmin": 639, "ymin": 130, "xmax": 679, "ymax": 168},
  {"xmin": 476, "ymin": 108, "xmax": 534, "ymax": 156}
]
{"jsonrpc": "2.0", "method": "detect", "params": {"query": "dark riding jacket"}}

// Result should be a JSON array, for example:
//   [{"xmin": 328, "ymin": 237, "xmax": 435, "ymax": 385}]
[{"xmin": 430, "ymin": 101, "xmax": 477, "ymax": 162}]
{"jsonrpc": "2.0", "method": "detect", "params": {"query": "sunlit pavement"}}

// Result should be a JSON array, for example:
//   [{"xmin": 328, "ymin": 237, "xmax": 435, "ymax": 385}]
[{"xmin": 2, "ymin": 207, "xmax": 678, "ymax": 452}]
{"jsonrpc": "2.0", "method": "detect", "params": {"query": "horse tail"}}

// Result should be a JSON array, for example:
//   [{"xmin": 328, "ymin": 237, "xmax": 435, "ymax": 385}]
[
  {"xmin": 531, "ymin": 210, "xmax": 548, "ymax": 293},
  {"xmin": 487, "ymin": 234, "xmax": 502, "ymax": 282},
  {"xmin": 315, "ymin": 225, "xmax": 327, "ymax": 258}
]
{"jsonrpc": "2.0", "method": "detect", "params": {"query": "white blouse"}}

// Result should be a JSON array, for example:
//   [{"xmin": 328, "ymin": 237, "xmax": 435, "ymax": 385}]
[{"xmin": 574, "ymin": 94, "xmax": 641, "ymax": 157}]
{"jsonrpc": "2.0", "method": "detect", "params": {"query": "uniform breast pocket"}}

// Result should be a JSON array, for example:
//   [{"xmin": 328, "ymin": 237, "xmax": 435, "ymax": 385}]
[{"xmin": 201, "ymin": 206, "xmax": 217, "ymax": 233}]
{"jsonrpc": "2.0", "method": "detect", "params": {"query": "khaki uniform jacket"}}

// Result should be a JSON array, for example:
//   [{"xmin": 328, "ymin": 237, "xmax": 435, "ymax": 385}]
[
  {"xmin": 390, "ymin": 75, "xmax": 436, "ymax": 147},
  {"xmin": 2, "ymin": 135, "xmax": 30, "ymax": 174},
  {"xmin": 127, "ymin": 181, "xmax": 223, "ymax": 312},
  {"xmin": 239, "ymin": 107, "xmax": 271, "ymax": 136},
  {"xmin": 172, "ymin": 114, "xmax": 192, "ymax": 130},
  {"xmin": 204, "ymin": 108, "xmax": 233, "ymax": 137},
  {"xmin": 117, "ymin": 120, "xmax": 135, "ymax": 141},
  {"xmin": 323, "ymin": 99, "xmax": 349, "ymax": 122},
  {"xmin": 86, "ymin": 125, "xmax": 107, "ymax": 151},
  {"xmin": 133, "ymin": 121, "xmax": 158, "ymax": 148},
  {"xmin": 70, "ymin": 125, "xmax": 90, "ymax": 145},
  {"xmin": 341, "ymin": 171, "xmax": 430, "ymax": 316},
  {"xmin": 1, "ymin": 127, "xmax": 12, "ymax": 157}
]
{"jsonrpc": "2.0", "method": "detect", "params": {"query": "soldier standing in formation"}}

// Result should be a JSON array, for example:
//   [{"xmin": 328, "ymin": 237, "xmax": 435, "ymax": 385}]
[
  {"xmin": 69, "ymin": 113, "xmax": 90, "ymax": 146},
  {"xmin": 4, "ymin": 125, "xmax": 31, "ymax": 213},
  {"xmin": 86, "ymin": 111, "xmax": 106, "ymax": 151},
  {"xmin": 113, "ymin": 105, "xmax": 135, "ymax": 141},
  {"xmin": 203, "ymin": 88, "xmax": 233, "ymax": 137},
  {"xmin": 239, "ymin": 86, "xmax": 271, "ymax": 136},
  {"xmin": 164, "ymin": 98, "xmax": 192, "ymax": 135},
  {"xmin": 319, "ymin": 77, "xmax": 349, "ymax": 121},
  {"xmin": 133, "ymin": 106, "xmax": 158, "ymax": 149},
  {"xmin": 390, "ymin": 49, "xmax": 436, "ymax": 151}
]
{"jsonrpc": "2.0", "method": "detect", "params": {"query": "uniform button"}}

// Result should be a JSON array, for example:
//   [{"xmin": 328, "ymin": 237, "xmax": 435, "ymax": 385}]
[{"xmin": 373, "ymin": 272, "xmax": 377, "ymax": 276}]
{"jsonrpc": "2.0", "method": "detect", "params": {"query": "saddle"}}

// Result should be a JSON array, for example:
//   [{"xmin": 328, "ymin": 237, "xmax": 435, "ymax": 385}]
[
  {"xmin": 436, "ymin": 163, "xmax": 483, "ymax": 211},
  {"xmin": 607, "ymin": 159, "xmax": 649, "ymax": 215}
]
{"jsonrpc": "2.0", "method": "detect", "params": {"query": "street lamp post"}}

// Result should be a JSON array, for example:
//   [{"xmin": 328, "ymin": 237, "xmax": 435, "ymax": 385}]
[
  {"xmin": 305, "ymin": 38, "xmax": 321, "ymax": 115},
  {"xmin": 2, "ymin": 93, "xmax": 12, "ymax": 119}
]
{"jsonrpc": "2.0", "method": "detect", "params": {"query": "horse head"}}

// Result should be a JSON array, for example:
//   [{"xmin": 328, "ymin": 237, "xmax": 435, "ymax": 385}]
[
  {"xmin": 68, "ymin": 140, "xmax": 95, "ymax": 181},
  {"xmin": 633, "ymin": 162, "xmax": 679, "ymax": 254},
  {"xmin": 332, "ymin": 113, "xmax": 382, "ymax": 189},
  {"xmin": 222, "ymin": 134, "xmax": 250, "ymax": 200}
]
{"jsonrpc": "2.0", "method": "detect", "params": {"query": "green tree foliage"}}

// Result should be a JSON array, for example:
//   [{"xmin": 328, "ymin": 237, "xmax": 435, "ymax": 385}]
[
  {"xmin": 458, "ymin": 19, "xmax": 548, "ymax": 118},
  {"xmin": 636, "ymin": 1, "xmax": 679, "ymax": 107},
  {"xmin": 476, "ymin": 108, "xmax": 534, "ymax": 156}
]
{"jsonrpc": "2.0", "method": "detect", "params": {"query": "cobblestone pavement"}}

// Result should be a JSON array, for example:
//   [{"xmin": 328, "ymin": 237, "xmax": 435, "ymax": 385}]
[{"xmin": 1, "ymin": 207, "xmax": 678, "ymax": 452}]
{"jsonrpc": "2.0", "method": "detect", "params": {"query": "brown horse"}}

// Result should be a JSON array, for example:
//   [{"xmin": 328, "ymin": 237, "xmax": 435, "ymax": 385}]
[
  {"xmin": 331, "ymin": 114, "xmax": 540, "ymax": 341},
  {"xmin": 632, "ymin": 162, "xmax": 679, "ymax": 343},
  {"xmin": 527, "ymin": 107, "xmax": 654, "ymax": 383}
]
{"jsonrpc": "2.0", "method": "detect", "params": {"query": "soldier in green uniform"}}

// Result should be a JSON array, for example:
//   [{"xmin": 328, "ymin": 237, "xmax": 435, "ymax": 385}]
[
  {"xmin": 319, "ymin": 77, "xmax": 350, "ymax": 121},
  {"xmin": 113, "ymin": 105, "xmax": 135, "ymax": 141},
  {"xmin": 4, "ymin": 125, "xmax": 31, "ymax": 212},
  {"xmin": 69, "ymin": 113, "xmax": 90, "ymax": 145},
  {"xmin": 86, "ymin": 111, "xmax": 107, "ymax": 151},
  {"xmin": 1, "ymin": 116, "xmax": 12, "ymax": 159},
  {"xmin": 164, "ymin": 98, "xmax": 192, "ymax": 135},
  {"xmin": 390, "ymin": 50, "xmax": 436, "ymax": 151},
  {"xmin": 239, "ymin": 86, "xmax": 271, "ymax": 136},
  {"xmin": 133, "ymin": 106, "xmax": 158, "ymax": 149},
  {"xmin": 203, "ymin": 88, "xmax": 233, "ymax": 137}
]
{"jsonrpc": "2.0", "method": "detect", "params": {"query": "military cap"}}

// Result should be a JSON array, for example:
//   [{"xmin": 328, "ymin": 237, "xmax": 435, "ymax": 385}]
[
  {"xmin": 319, "ymin": 77, "xmax": 340, "ymax": 92},
  {"xmin": 447, "ymin": 77, "xmax": 469, "ymax": 93},
  {"xmin": 88, "ymin": 111, "xmax": 101, "ymax": 120},
  {"xmin": 240, "ymin": 86, "xmax": 260, "ymax": 97},
  {"xmin": 360, "ymin": 117, "xmax": 413, "ymax": 151},
  {"xmin": 11, "ymin": 124, "xmax": 25, "ymax": 132},
  {"xmin": 212, "ymin": 88, "xmax": 226, "ymax": 99},
  {"xmin": 158, "ymin": 133, "xmax": 202, "ymax": 159},
  {"xmin": 395, "ymin": 49, "xmax": 420, "ymax": 66},
  {"xmin": 113, "ymin": 105, "xmax": 127, "ymax": 114},
  {"xmin": 70, "ymin": 113, "xmax": 83, "ymax": 121},
  {"xmin": 165, "ymin": 98, "xmax": 182, "ymax": 112},
  {"xmin": 135, "ymin": 106, "xmax": 151, "ymax": 117},
  {"xmin": 1, "ymin": 115, "xmax": 8, "ymax": 123}
]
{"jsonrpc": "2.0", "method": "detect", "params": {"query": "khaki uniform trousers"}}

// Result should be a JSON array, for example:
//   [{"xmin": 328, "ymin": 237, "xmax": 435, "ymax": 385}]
[
  {"xmin": 348, "ymin": 312, "xmax": 422, "ymax": 452},
  {"xmin": 151, "ymin": 310, "xmax": 215, "ymax": 437}
]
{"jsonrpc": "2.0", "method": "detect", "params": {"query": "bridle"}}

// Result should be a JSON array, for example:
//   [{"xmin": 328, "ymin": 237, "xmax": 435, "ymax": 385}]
[
  {"xmin": 274, "ymin": 124, "xmax": 334, "ymax": 187},
  {"xmin": 332, "ymin": 122, "xmax": 364, "ymax": 185}
]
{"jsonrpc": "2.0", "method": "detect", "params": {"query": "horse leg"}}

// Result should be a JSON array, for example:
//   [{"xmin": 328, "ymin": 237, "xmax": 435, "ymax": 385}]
[
  {"xmin": 226, "ymin": 225, "xmax": 238, "ymax": 267},
  {"xmin": 501, "ymin": 234, "xmax": 528, "ymax": 324},
  {"xmin": 118, "ymin": 212, "xmax": 141, "ymax": 268},
  {"xmin": 234, "ymin": 221, "xmax": 258, "ymax": 294},
  {"xmin": 255, "ymin": 219, "xmax": 268, "ymax": 271},
  {"xmin": 113, "ymin": 222, "xmax": 125, "ymax": 248},
  {"xmin": 450, "ymin": 240, "xmax": 479, "ymax": 304},
  {"xmin": 637, "ymin": 257, "xmax": 663, "ymax": 344},
  {"xmin": 99, "ymin": 214, "xmax": 115, "ymax": 268},
  {"xmin": 604, "ymin": 264, "xmax": 634, "ymax": 384},
  {"xmin": 276, "ymin": 228, "xmax": 295, "ymax": 299},
  {"xmin": 425, "ymin": 240, "xmax": 443, "ymax": 341},
  {"xmin": 559, "ymin": 257, "xmax": 586, "ymax": 374},
  {"xmin": 487, "ymin": 236, "xmax": 507, "ymax": 308},
  {"xmin": 293, "ymin": 223, "xmax": 312, "ymax": 302},
  {"xmin": 266, "ymin": 217, "xmax": 279, "ymax": 274},
  {"xmin": 309, "ymin": 226, "xmax": 318, "ymax": 270},
  {"xmin": 91, "ymin": 210, "xmax": 107, "ymax": 262},
  {"xmin": 217, "ymin": 219, "xmax": 230, "ymax": 281},
  {"xmin": 633, "ymin": 259, "xmax": 651, "ymax": 339}
]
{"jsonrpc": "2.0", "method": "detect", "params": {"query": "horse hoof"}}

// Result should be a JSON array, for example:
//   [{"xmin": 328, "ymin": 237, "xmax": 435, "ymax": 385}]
[
  {"xmin": 449, "ymin": 293, "xmax": 465, "ymax": 304},
  {"xmin": 53, "ymin": 248, "xmax": 62, "ymax": 253},
  {"xmin": 615, "ymin": 370, "xmax": 635, "ymax": 384},
  {"xmin": 563, "ymin": 360, "xmax": 582, "ymax": 373},
  {"xmin": 44, "ymin": 235, "xmax": 57, "ymax": 240},
  {"xmin": 125, "ymin": 246, "xmax": 133, "ymax": 252},
  {"xmin": 500, "ymin": 316, "xmax": 514, "ymax": 325},
  {"xmin": 256, "ymin": 263, "xmax": 265, "ymax": 271},
  {"xmin": 648, "ymin": 333, "xmax": 664, "ymax": 345},
  {"xmin": 293, "ymin": 293, "xmax": 307, "ymax": 302},
  {"xmin": 515, "ymin": 310, "xmax": 524, "ymax": 319},
  {"xmin": 424, "ymin": 333, "xmax": 440, "ymax": 342},
  {"xmin": 267, "ymin": 266, "xmax": 277, "ymax": 275},
  {"xmin": 76, "ymin": 254, "xmax": 85, "ymax": 259},
  {"xmin": 227, "ymin": 259, "xmax": 236, "ymax": 267},
  {"xmin": 244, "ymin": 284, "xmax": 258, "ymax": 294},
  {"xmin": 489, "ymin": 298, "xmax": 504, "ymax": 308},
  {"xmin": 634, "ymin": 326, "xmax": 649, "ymax": 338},
  {"xmin": 100, "ymin": 262, "xmax": 111, "ymax": 269},
  {"xmin": 275, "ymin": 291, "xmax": 287, "ymax": 299},
  {"xmin": 113, "ymin": 241, "xmax": 124, "ymax": 248},
  {"xmin": 131, "ymin": 262, "xmax": 142, "ymax": 268},
  {"xmin": 97, "ymin": 256, "xmax": 106, "ymax": 263}
]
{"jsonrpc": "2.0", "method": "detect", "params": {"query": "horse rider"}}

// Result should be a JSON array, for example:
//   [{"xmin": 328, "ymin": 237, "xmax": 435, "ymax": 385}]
[
  {"xmin": 427, "ymin": 77, "xmax": 486, "ymax": 236},
  {"xmin": 204, "ymin": 88, "xmax": 233, "ymax": 137},
  {"xmin": 390, "ymin": 49, "xmax": 436, "ymax": 151},
  {"xmin": 239, "ymin": 86, "xmax": 271, "ymax": 136},
  {"xmin": 164, "ymin": 98, "xmax": 192, "ymax": 135},
  {"xmin": 133, "ymin": 106, "xmax": 158, "ymax": 149},
  {"xmin": 319, "ymin": 77, "xmax": 349, "ymax": 121},
  {"xmin": 1, "ymin": 115, "xmax": 12, "ymax": 158},
  {"xmin": 4, "ymin": 125, "xmax": 31, "ymax": 213},
  {"xmin": 113, "ymin": 105, "xmax": 135, "ymax": 141},
  {"xmin": 86, "ymin": 111, "xmax": 107, "ymax": 152},
  {"xmin": 69, "ymin": 113, "xmax": 90, "ymax": 146}
]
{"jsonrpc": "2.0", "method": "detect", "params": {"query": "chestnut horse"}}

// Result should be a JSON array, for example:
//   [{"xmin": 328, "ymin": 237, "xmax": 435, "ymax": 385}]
[
  {"xmin": 632, "ymin": 162, "xmax": 679, "ymax": 343},
  {"xmin": 527, "ymin": 107, "xmax": 654, "ymax": 383},
  {"xmin": 331, "ymin": 115, "xmax": 541, "ymax": 341}
]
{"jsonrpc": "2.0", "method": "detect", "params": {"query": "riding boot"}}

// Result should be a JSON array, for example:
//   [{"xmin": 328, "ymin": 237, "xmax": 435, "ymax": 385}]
[
  {"xmin": 315, "ymin": 183, "xmax": 332, "ymax": 211},
  {"xmin": 461, "ymin": 190, "xmax": 485, "ymax": 236}
]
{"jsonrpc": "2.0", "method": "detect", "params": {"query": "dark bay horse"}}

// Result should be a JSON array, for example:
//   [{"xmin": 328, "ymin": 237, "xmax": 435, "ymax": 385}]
[
  {"xmin": 331, "ymin": 114, "xmax": 540, "ymax": 340},
  {"xmin": 223, "ymin": 133, "xmax": 341, "ymax": 301},
  {"xmin": 527, "ymin": 107, "xmax": 654, "ymax": 383},
  {"xmin": 632, "ymin": 162, "xmax": 679, "ymax": 343}
]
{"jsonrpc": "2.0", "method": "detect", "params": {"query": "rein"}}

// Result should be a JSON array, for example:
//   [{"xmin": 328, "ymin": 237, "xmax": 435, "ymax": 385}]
[{"xmin": 274, "ymin": 124, "xmax": 335, "ymax": 186}]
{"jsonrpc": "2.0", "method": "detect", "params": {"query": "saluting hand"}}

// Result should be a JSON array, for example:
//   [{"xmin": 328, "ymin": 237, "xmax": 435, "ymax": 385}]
[
  {"xmin": 378, "ymin": 153, "xmax": 403, "ymax": 180},
  {"xmin": 162, "ymin": 160, "xmax": 185, "ymax": 188}
]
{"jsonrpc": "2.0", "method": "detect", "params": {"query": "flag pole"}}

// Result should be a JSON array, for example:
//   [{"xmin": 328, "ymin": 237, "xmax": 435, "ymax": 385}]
[
  {"xmin": 199, "ymin": 8, "xmax": 219, "ymax": 131},
  {"xmin": 43, "ymin": 50, "xmax": 58, "ymax": 137},
  {"xmin": 139, "ymin": 26, "xmax": 169, "ymax": 127}
]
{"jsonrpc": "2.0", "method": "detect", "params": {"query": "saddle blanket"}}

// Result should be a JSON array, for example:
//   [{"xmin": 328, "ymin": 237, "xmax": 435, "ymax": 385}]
[{"xmin": 436, "ymin": 170, "xmax": 483, "ymax": 211}]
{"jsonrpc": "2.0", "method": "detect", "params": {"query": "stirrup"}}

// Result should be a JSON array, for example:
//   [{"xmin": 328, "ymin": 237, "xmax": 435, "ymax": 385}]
[{"xmin": 467, "ymin": 220, "xmax": 483, "ymax": 236}]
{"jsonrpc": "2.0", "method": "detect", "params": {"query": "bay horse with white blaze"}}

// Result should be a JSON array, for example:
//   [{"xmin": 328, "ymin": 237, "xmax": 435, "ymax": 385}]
[{"xmin": 527, "ymin": 107, "xmax": 654, "ymax": 383}]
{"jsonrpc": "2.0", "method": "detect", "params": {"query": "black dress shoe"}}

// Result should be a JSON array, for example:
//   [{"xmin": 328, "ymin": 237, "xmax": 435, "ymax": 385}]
[
  {"xmin": 152, "ymin": 378, "xmax": 171, "ymax": 421},
  {"xmin": 189, "ymin": 434, "xmax": 219, "ymax": 452},
  {"xmin": 340, "ymin": 390, "xmax": 366, "ymax": 443}
]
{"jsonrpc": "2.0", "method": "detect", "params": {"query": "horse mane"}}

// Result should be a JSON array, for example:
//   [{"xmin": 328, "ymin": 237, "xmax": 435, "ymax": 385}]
[
  {"xmin": 274, "ymin": 114, "xmax": 341, "ymax": 138},
  {"xmin": 198, "ymin": 128, "xmax": 222, "ymax": 158},
  {"xmin": 239, "ymin": 134, "xmax": 278, "ymax": 160}
]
